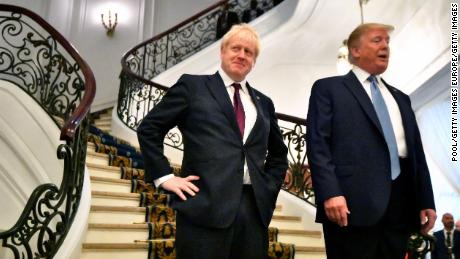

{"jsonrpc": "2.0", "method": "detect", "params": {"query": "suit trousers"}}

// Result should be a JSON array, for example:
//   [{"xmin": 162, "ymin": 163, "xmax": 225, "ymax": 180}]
[
  {"xmin": 175, "ymin": 185, "xmax": 268, "ymax": 259},
  {"xmin": 323, "ymin": 159, "xmax": 413, "ymax": 259}
]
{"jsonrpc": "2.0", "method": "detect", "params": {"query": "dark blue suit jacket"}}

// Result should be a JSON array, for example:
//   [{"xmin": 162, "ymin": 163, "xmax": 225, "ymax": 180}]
[
  {"xmin": 432, "ymin": 230, "xmax": 460, "ymax": 259},
  {"xmin": 138, "ymin": 72, "xmax": 288, "ymax": 228},
  {"xmin": 306, "ymin": 71, "xmax": 435, "ymax": 228}
]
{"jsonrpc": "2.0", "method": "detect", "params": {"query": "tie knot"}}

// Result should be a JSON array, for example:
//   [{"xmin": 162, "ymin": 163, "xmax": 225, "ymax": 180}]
[
  {"xmin": 232, "ymin": 83, "xmax": 242, "ymax": 91},
  {"xmin": 368, "ymin": 75, "xmax": 378, "ymax": 84},
  {"xmin": 447, "ymin": 231, "xmax": 451, "ymax": 235}
]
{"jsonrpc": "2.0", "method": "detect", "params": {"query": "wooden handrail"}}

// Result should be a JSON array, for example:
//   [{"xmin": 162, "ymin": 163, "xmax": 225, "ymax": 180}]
[
  {"xmin": 276, "ymin": 113, "xmax": 306, "ymax": 126},
  {"xmin": 0, "ymin": 4, "xmax": 96, "ymax": 142}
]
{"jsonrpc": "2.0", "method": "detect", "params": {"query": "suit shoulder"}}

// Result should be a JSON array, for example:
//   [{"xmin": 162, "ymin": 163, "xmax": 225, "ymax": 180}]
[
  {"xmin": 249, "ymin": 86, "xmax": 274, "ymax": 104},
  {"xmin": 311, "ymin": 75, "xmax": 346, "ymax": 91},
  {"xmin": 314, "ymin": 75, "xmax": 345, "ymax": 85},
  {"xmin": 174, "ymin": 73, "xmax": 213, "ymax": 89},
  {"xmin": 177, "ymin": 73, "xmax": 208, "ymax": 82},
  {"xmin": 251, "ymin": 87, "xmax": 269, "ymax": 100},
  {"xmin": 381, "ymin": 80, "xmax": 408, "ymax": 97}
]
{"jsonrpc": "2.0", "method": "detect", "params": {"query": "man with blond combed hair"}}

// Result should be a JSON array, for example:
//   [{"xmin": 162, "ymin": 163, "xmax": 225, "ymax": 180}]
[
  {"xmin": 138, "ymin": 24, "xmax": 288, "ymax": 259},
  {"xmin": 307, "ymin": 23, "xmax": 436, "ymax": 259}
]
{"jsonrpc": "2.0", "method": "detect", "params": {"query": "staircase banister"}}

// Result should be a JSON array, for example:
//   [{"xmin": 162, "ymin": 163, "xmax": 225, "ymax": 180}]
[
  {"xmin": 60, "ymin": 60, "xmax": 95, "ymax": 141},
  {"xmin": 0, "ymin": 4, "xmax": 96, "ymax": 142},
  {"xmin": 0, "ymin": 4, "xmax": 94, "ymax": 258},
  {"xmin": 276, "ymin": 112, "xmax": 306, "ymax": 126},
  {"xmin": 120, "ymin": 0, "xmax": 229, "ymax": 84}
]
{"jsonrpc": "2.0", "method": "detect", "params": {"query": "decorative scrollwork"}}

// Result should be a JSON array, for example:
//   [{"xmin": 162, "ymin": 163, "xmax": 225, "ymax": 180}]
[
  {"xmin": 406, "ymin": 233, "xmax": 436, "ymax": 259},
  {"xmin": 0, "ymin": 117, "xmax": 89, "ymax": 258},
  {"xmin": 0, "ymin": 10, "xmax": 84, "ymax": 122},
  {"xmin": 279, "ymin": 122, "xmax": 315, "ymax": 205},
  {"xmin": 0, "ymin": 5, "xmax": 93, "ymax": 258}
]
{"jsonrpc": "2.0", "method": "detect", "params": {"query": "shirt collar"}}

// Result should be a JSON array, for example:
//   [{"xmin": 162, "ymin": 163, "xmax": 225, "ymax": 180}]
[
  {"xmin": 218, "ymin": 68, "xmax": 248, "ymax": 94},
  {"xmin": 352, "ymin": 66, "xmax": 382, "ymax": 86},
  {"xmin": 444, "ymin": 228, "xmax": 453, "ymax": 235}
]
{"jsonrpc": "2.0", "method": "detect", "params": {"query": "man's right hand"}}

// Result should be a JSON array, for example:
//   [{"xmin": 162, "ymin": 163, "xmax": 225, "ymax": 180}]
[
  {"xmin": 161, "ymin": 175, "xmax": 200, "ymax": 201},
  {"xmin": 324, "ymin": 196, "xmax": 350, "ymax": 227}
]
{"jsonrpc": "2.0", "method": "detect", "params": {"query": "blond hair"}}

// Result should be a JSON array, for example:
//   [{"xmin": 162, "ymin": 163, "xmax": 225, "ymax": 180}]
[
  {"xmin": 220, "ymin": 23, "xmax": 260, "ymax": 58},
  {"xmin": 347, "ymin": 23, "xmax": 394, "ymax": 63}
]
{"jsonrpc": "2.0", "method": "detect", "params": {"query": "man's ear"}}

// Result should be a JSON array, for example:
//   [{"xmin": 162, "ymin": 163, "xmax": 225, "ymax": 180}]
[{"xmin": 350, "ymin": 47, "xmax": 360, "ymax": 60}]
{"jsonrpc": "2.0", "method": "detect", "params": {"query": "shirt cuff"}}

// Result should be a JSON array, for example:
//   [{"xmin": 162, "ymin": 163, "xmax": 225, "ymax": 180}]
[{"xmin": 154, "ymin": 174, "xmax": 174, "ymax": 188}]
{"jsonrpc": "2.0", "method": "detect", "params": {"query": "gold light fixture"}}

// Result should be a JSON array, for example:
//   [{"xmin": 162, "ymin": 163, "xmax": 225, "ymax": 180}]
[
  {"xmin": 101, "ymin": 10, "xmax": 118, "ymax": 37},
  {"xmin": 336, "ymin": 0, "xmax": 369, "ymax": 75}
]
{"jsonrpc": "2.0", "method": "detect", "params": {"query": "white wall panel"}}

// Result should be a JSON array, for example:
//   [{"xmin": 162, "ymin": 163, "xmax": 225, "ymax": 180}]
[{"xmin": 0, "ymin": 80, "xmax": 64, "ymax": 230}]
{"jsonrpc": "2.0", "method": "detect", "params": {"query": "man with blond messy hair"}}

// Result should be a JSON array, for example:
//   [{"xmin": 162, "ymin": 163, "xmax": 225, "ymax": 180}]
[
  {"xmin": 307, "ymin": 23, "xmax": 436, "ymax": 259},
  {"xmin": 138, "ymin": 24, "xmax": 288, "ymax": 259}
]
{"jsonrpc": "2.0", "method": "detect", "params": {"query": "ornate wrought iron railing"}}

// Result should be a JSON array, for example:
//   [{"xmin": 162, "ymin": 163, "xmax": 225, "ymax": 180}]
[
  {"xmin": 0, "ymin": 4, "xmax": 95, "ymax": 258},
  {"xmin": 277, "ymin": 113, "xmax": 314, "ymax": 205},
  {"xmin": 406, "ymin": 233, "xmax": 436, "ymax": 259}
]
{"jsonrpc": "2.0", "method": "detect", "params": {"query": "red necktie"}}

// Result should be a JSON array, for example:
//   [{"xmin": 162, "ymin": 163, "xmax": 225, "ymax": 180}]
[{"xmin": 232, "ymin": 83, "xmax": 245, "ymax": 138}]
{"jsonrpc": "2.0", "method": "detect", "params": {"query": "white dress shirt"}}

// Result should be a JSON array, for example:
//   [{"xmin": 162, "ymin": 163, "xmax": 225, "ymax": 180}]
[
  {"xmin": 352, "ymin": 67, "xmax": 408, "ymax": 157},
  {"xmin": 154, "ymin": 69, "xmax": 257, "ymax": 187},
  {"xmin": 219, "ymin": 68, "xmax": 257, "ymax": 184}
]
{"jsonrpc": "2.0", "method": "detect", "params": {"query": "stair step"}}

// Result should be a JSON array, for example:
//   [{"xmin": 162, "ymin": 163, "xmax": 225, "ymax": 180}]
[
  {"xmin": 85, "ymin": 222, "xmax": 322, "ymax": 247},
  {"xmin": 92, "ymin": 191, "xmax": 140, "ymax": 206},
  {"xmin": 81, "ymin": 242, "xmax": 150, "ymax": 259},
  {"xmin": 295, "ymin": 246, "xmax": 327, "ymax": 259},
  {"xmin": 277, "ymin": 229, "xmax": 324, "ymax": 247},
  {"xmin": 94, "ymin": 121, "xmax": 111, "ymax": 127},
  {"xmin": 91, "ymin": 205, "xmax": 146, "ymax": 213},
  {"xmin": 89, "ymin": 205, "xmax": 145, "ymax": 224},
  {"xmin": 279, "ymin": 229, "xmax": 321, "ymax": 238},
  {"xmin": 269, "ymin": 215, "xmax": 303, "ymax": 229},
  {"xmin": 98, "ymin": 113, "xmax": 112, "ymax": 120},
  {"xmin": 87, "ymin": 163, "xmax": 121, "ymax": 179},
  {"xmin": 87, "ymin": 151, "xmax": 109, "ymax": 165},
  {"xmin": 87, "ymin": 142, "xmax": 95, "ymax": 151},
  {"xmin": 94, "ymin": 116, "xmax": 111, "ymax": 124},
  {"xmin": 85, "ymin": 223, "xmax": 149, "ymax": 243},
  {"xmin": 81, "ymin": 249, "xmax": 147, "ymax": 259},
  {"xmin": 90, "ymin": 176, "xmax": 131, "ymax": 193}
]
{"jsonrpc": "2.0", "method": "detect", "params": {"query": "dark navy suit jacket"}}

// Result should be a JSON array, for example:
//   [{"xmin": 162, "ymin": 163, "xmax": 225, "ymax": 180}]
[
  {"xmin": 432, "ymin": 230, "xmax": 460, "ymax": 259},
  {"xmin": 138, "ymin": 72, "xmax": 288, "ymax": 229},
  {"xmin": 306, "ymin": 71, "xmax": 435, "ymax": 229}
]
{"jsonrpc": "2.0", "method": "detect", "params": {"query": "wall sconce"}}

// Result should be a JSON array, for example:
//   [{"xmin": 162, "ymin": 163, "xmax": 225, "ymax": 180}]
[{"xmin": 101, "ymin": 10, "xmax": 117, "ymax": 37}]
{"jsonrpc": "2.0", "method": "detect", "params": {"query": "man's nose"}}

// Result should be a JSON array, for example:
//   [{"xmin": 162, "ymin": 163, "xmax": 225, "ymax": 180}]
[
  {"xmin": 381, "ymin": 40, "xmax": 389, "ymax": 48},
  {"xmin": 236, "ymin": 49, "xmax": 246, "ymax": 58}
]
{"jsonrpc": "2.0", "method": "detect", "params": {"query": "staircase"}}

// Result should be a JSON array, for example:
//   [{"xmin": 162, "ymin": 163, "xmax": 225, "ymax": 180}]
[{"xmin": 81, "ymin": 109, "xmax": 326, "ymax": 259}]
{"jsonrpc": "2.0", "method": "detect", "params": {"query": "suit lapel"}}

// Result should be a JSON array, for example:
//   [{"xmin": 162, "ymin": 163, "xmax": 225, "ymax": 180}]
[
  {"xmin": 382, "ymin": 79, "xmax": 414, "ymax": 151},
  {"xmin": 204, "ymin": 72, "xmax": 242, "ymax": 140},
  {"xmin": 343, "ymin": 71, "xmax": 384, "ymax": 136}
]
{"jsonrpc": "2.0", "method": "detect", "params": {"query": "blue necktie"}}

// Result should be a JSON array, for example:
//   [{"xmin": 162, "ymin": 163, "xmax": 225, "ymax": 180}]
[{"xmin": 369, "ymin": 76, "xmax": 400, "ymax": 180}]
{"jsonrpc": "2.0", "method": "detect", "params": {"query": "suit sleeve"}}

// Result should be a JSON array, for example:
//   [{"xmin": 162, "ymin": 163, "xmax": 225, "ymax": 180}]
[
  {"xmin": 306, "ymin": 80, "xmax": 343, "ymax": 204},
  {"xmin": 264, "ymin": 98, "xmax": 288, "ymax": 188},
  {"xmin": 137, "ymin": 75, "xmax": 190, "ymax": 183},
  {"xmin": 408, "ymin": 97, "xmax": 435, "ymax": 211}
]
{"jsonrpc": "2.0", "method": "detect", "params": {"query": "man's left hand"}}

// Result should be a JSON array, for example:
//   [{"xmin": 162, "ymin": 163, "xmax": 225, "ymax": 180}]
[{"xmin": 420, "ymin": 209, "xmax": 436, "ymax": 235}]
